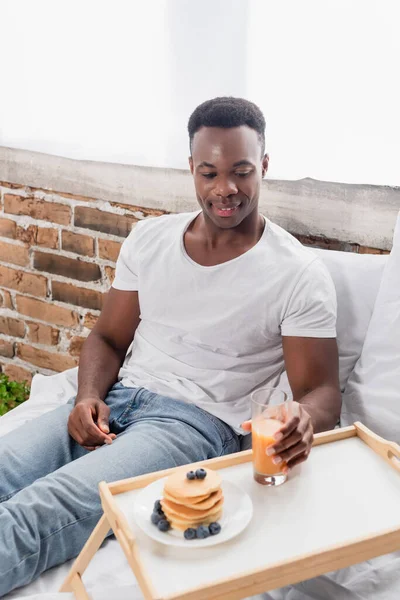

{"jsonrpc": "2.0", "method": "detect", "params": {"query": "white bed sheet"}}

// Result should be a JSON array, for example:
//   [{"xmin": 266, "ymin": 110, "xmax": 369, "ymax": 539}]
[{"xmin": 1, "ymin": 369, "xmax": 399, "ymax": 600}]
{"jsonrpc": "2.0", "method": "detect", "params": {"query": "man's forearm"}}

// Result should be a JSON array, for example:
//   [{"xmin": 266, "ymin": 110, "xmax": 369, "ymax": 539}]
[
  {"xmin": 76, "ymin": 331, "xmax": 126, "ymax": 403},
  {"xmin": 298, "ymin": 385, "xmax": 341, "ymax": 433}
]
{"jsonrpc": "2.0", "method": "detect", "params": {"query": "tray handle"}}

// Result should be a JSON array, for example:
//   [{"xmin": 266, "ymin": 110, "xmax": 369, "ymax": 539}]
[
  {"xmin": 99, "ymin": 482, "xmax": 157, "ymax": 600},
  {"xmin": 354, "ymin": 422, "xmax": 400, "ymax": 473}
]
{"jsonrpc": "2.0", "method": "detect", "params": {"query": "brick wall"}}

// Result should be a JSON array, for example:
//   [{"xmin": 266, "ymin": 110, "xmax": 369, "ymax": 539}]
[
  {"xmin": 0, "ymin": 180, "xmax": 167, "ymax": 383},
  {"xmin": 0, "ymin": 178, "xmax": 389, "ymax": 385}
]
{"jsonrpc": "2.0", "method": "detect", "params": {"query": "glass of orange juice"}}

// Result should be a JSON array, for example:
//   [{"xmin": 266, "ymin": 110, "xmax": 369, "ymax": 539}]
[{"xmin": 251, "ymin": 387, "xmax": 290, "ymax": 486}]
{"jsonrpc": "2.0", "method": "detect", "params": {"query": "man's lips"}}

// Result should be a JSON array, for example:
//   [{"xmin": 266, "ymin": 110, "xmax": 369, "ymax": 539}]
[{"xmin": 210, "ymin": 202, "xmax": 242, "ymax": 217}]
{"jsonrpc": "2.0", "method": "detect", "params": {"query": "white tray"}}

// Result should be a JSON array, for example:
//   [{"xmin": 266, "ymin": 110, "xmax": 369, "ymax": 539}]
[{"xmin": 60, "ymin": 423, "xmax": 400, "ymax": 600}]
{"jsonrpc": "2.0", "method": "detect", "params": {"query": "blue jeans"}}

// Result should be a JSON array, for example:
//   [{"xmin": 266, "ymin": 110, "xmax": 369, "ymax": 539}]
[{"xmin": 0, "ymin": 384, "xmax": 240, "ymax": 596}]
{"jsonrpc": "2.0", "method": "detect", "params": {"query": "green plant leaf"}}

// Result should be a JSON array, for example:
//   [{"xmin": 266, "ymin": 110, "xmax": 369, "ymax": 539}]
[{"xmin": 0, "ymin": 373, "xmax": 30, "ymax": 415}]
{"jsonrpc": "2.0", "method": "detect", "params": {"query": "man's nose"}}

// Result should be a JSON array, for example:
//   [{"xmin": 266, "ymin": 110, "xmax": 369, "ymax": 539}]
[{"xmin": 214, "ymin": 177, "xmax": 238, "ymax": 197}]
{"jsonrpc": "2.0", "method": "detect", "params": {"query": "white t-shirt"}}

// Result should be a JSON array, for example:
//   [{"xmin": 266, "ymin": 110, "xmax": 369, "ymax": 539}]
[{"xmin": 112, "ymin": 211, "xmax": 337, "ymax": 432}]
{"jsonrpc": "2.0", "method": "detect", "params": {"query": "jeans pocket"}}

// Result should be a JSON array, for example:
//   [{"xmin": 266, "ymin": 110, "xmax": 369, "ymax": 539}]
[
  {"xmin": 115, "ymin": 387, "xmax": 155, "ymax": 425},
  {"xmin": 197, "ymin": 408, "xmax": 239, "ymax": 455}
]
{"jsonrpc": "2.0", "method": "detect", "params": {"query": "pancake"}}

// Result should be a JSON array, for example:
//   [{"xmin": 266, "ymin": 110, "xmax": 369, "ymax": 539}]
[
  {"xmin": 181, "ymin": 489, "xmax": 223, "ymax": 511},
  {"xmin": 163, "ymin": 489, "xmax": 210, "ymax": 506},
  {"xmin": 161, "ymin": 496, "xmax": 224, "ymax": 520},
  {"xmin": 163, "ymin": 488, "xmax": 222, "ymax": 509},
  {"xmin": 163, "ymin": 467, "xmax": 221, "ymax": 499},
  {"xmin": 159, "ymin": 466, "xmax": 224, "ymax": 533},
  {"xmin": 168, "ymin": 509, "xmax": 223, "ymax": 531}
]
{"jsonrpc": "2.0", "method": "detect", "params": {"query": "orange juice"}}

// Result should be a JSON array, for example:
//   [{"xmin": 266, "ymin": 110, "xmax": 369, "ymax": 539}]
[{"xmin": 252, "ymin": 418, "xmax": 286, "ymax": 475}]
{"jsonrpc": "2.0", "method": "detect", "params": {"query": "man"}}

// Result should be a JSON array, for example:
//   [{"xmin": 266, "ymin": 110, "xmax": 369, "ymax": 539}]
[{"xmin": 0, "ymin": 97, "xmax": 340, "ymax": 596}]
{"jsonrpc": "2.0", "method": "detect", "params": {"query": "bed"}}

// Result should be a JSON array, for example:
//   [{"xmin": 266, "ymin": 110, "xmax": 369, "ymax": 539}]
[{"xmin": 1, "ymin": 369, "xmax": 399, "ymax": 600}]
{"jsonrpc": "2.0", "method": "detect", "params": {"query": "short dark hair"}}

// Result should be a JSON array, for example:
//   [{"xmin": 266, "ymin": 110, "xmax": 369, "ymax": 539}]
[{"xmin": 188, "ymin": 96, "xmax": 266, "ymax": 155}]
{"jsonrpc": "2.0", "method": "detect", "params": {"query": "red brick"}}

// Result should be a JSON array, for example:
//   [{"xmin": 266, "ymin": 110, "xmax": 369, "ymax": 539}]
[
  {"xmin": 4, "ymin": 194, "xmax": 71, "ymax": 225},
  {"xmin": 16, "ymin": 295, "xmax": 79, "ymax": 328},
  {"xmin": 33, "ymin": 252, "xmax": 101, "ymax": 282},
  {"xmin": 16, "ymin": 342, "xmax": 77, "ymax": 372},
  {"xmin": 0, "ymin": 289, "xmax": 13, "ymax": 309},
  {"xmin": 110, "ymin": 202, "xmax": 167, "ymax": 217},
  {"xmin": 98, "ymin": 238, "xmax": 122, "ymax": 262},
  {"xmin": 105, "ymin": 266, "xmax": 115, "ymax": 284},
  {"xmin": 294, "ymin": 233, "xmax": 355, "ymax": 253},
  {"xmin": 62, "ymin": 231, "xmax": 95, "ymax": 257},
  {"xmin": 36, "ymin": 228, "xmax": 59, "ymax": 249},
  {"xmin": 69, "ymin": 335, "xmax": 87, "ymax": 357},
  {"xmin": 74, "ymin": 206, "xmax": 137, "ymax": 238},
  {"xmin": 52, "ymin": 281, "xmax": 104, "ymax": 310},
  {"xmin": 0, "ymin": 265, "xmax": 47, "ymax": 297},
  {"xmin": 0, "ymin": 218, "xmax": 17, "ymax": 239},
  {"xmin": 27, "ymin": 321, "xmax": 59, "ymax": 345},
  {"xmin": 0, "ymin": 316, "xmax": 25, "ymax": 337},
  {"xmin": 358, "ymin": 245, "xmax": 390, "ymax": 255},
  {"xmin": 83, "ymin": 312, "xmax": 98, "ymax": 329},
  {"xmin": 56, "ymin": 191, "xmax": 98, "ymax": 202},
  {"xmin": 0, "ymin": 181, "xmax": 25, "ymax": 190},
  {"xmin": 0, "ymin": 240, "xmax": 30, "ymax": 267},
  {"xmin": 16, "ymin": 225, "xmax": 37, "ymax": 245},
  {"xmin": 0, "ymin": 339, "xmax": 14, "ymax": 358},
  {"xmin": 2, "ymin": 363, "xmax": 33, "ymax": 385}
]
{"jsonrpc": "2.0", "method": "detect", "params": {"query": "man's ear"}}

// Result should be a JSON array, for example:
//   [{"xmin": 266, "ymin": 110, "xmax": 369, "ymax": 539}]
[
  {"xmin": 188, "ymin": 156, "xmax": 194, "ymax": 175},
  {"xmin": 261, "ymin": 153, "xmax": 269, "ymax": 178}
]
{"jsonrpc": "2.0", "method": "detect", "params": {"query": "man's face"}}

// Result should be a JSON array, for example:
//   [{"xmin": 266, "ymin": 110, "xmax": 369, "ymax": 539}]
[{"xmin": 189, "ymin": 126, "xmax": 269, "ymax": 229}]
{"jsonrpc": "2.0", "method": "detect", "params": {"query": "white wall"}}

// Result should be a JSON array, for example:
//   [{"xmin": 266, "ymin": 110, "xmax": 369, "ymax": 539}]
[
  {"xmin": 247, "ymin": 0, "xmax": 400, "ymax": 186},
  {"xmin": 1, "ymin": 0, "xmax": 399, "ymax": 185}
]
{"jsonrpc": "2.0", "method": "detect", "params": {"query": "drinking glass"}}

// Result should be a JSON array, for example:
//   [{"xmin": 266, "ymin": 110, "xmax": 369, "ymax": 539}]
[{"xmin": 251, "ymin": 387, "xmax": 291, "ymax": 486}]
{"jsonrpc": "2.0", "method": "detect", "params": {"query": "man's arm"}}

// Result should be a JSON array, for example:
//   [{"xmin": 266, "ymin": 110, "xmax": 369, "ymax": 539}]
[
  {"xmin": 241, "ymin": 337, "xmax": 341, "ymax": 469},
  {"xmin": 76, "ymin": 288, "xmax": 141, "ymax": 401},
  {"xmin": 282, "ymin": 336, "xmax": 341, "ymax": 432},
  {"xmin": 267, "ymin": 337, "xmax": 341, "ymax": 469},
  {"xmin": 67, "ymin": 288, "xmax": 141, "ymax": 450}
]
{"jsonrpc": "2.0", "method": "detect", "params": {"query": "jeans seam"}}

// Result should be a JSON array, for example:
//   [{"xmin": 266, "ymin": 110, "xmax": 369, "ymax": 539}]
[
  {"xmin": 176, "ymin": 408, "xmax": 237, "ymax": 455},
  {"xmin": 0, "ymin": 488, "xmax": 22, "ymax": 503},
  {"xmin": 197, "ymin": 407, "xmax": 235, "ymax": 448},
  {"xmin": 222, "ymin": 435, "xmax": 236, "ymax": 452},
  {"xmin": 113, "ymin": 387, "xmax": 144, "ymax": 423},
  {"xmin": 0, "ymin": 511, "xmax": 103, "ymax": 577}
]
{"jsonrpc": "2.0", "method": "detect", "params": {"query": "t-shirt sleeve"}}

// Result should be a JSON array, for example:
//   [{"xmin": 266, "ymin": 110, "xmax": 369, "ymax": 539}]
[
  {"xmin": 112, "ymin": 224, "xmax": 140, "ymax": 291},
  {"xmin": 280, "ymin": 258, "xmax": 337, "ymax": 338}
]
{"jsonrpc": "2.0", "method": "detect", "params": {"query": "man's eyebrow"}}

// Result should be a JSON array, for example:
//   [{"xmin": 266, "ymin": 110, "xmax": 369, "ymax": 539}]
[
  {"xmin": 197, "ymin": 161, "xmax": 216, "ymax": 169},
  {"xmin": 197, "ymin": 160, "xmax": 255, "ymax": 169},
  {"xmin": 232, "ymin": 160, "xmax": 255, "ymax": 167}
]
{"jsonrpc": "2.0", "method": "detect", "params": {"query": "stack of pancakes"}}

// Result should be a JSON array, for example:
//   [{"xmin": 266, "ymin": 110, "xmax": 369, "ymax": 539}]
[{"xmin": 161, "ymin": 467, "xmax": 223, "ymax": 531}]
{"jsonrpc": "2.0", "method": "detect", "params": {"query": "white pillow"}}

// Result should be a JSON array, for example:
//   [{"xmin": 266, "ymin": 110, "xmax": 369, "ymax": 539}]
[
  {"xmin": 311, "ymin": 248, "xmax": 387, "ymax": 391},
  {"xmin": 341, "ymin": 212, "xmax": 400, "ymax": 442}
]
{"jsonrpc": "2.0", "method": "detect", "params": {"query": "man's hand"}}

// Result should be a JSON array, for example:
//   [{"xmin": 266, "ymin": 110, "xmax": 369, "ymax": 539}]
[
  {"xmin": 242, "ymin": 401, "xmax": 314, "ymax": 469},
  {"xmin": 68, "ymin": 397, "xmax": 116, "ymax": 451}
]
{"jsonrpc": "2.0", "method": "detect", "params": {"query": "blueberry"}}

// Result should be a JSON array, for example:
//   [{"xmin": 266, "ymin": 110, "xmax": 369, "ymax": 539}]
[
  {"xmin": 151, "ymin": 512, "xmax": 162, "ymax": 525},
  {"xmin": 209, "ymin": 522, "xmax": 221, "ymax": 536},
  {"xmin": 196, "ymin": 524, "xmax": 210, "ymax": 539},
  {"xmin": 184, "ymin": 527, "xmax": 197, "ymax": 540},
  {"xmin": 157, "ymin": 519, "xmax": 171, "ymax": 532},
  {"xmin": 186, "ymin": 471, "xmax": 196, "ymax": 480},
  {"xmin": 195, "ymin": 468, "xmax": 207, "ymax": 480},
  {"xmin": 154, "ymin": 499, "xmax": 162, "ymax": 512}
]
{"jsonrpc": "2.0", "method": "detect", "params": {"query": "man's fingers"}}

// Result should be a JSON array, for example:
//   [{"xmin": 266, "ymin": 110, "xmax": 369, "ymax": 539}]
[
  {"xmin": 77, "ymin": 409, "xmax": 113, "ymax": 446},
  {"xmin": 79, "ymin": 413, "xmax": 109, "ymax": 444},
  {"xmin": 96, "ymin": 402, "xmax": 111, "ymax": 434},
  {"xmin": 286, "ymin": 449, "xmax": 311, "ymax": 469},
  {"xmin": 273, "ymin": 429, "xmax": 313, "ymax": 463},
  {"xmin": 275, "ymin": 439, "xmax": 308, "ymax": 463},
  {"xmin": 269, "ymin": 427, "xmax": 303, "ymax": 455},
  {"xmin": 275, "ymin": 414, "xmax": 300, "ymax": 440},
  {"xmin": 241, "ymin": 420, "xmax": 252, "ymax": 432}
]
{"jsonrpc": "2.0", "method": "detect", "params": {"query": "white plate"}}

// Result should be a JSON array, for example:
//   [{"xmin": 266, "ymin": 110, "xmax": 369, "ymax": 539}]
[{"xmin": 132, "ymin": 476, "xmax": 253, "ymax": 548}]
